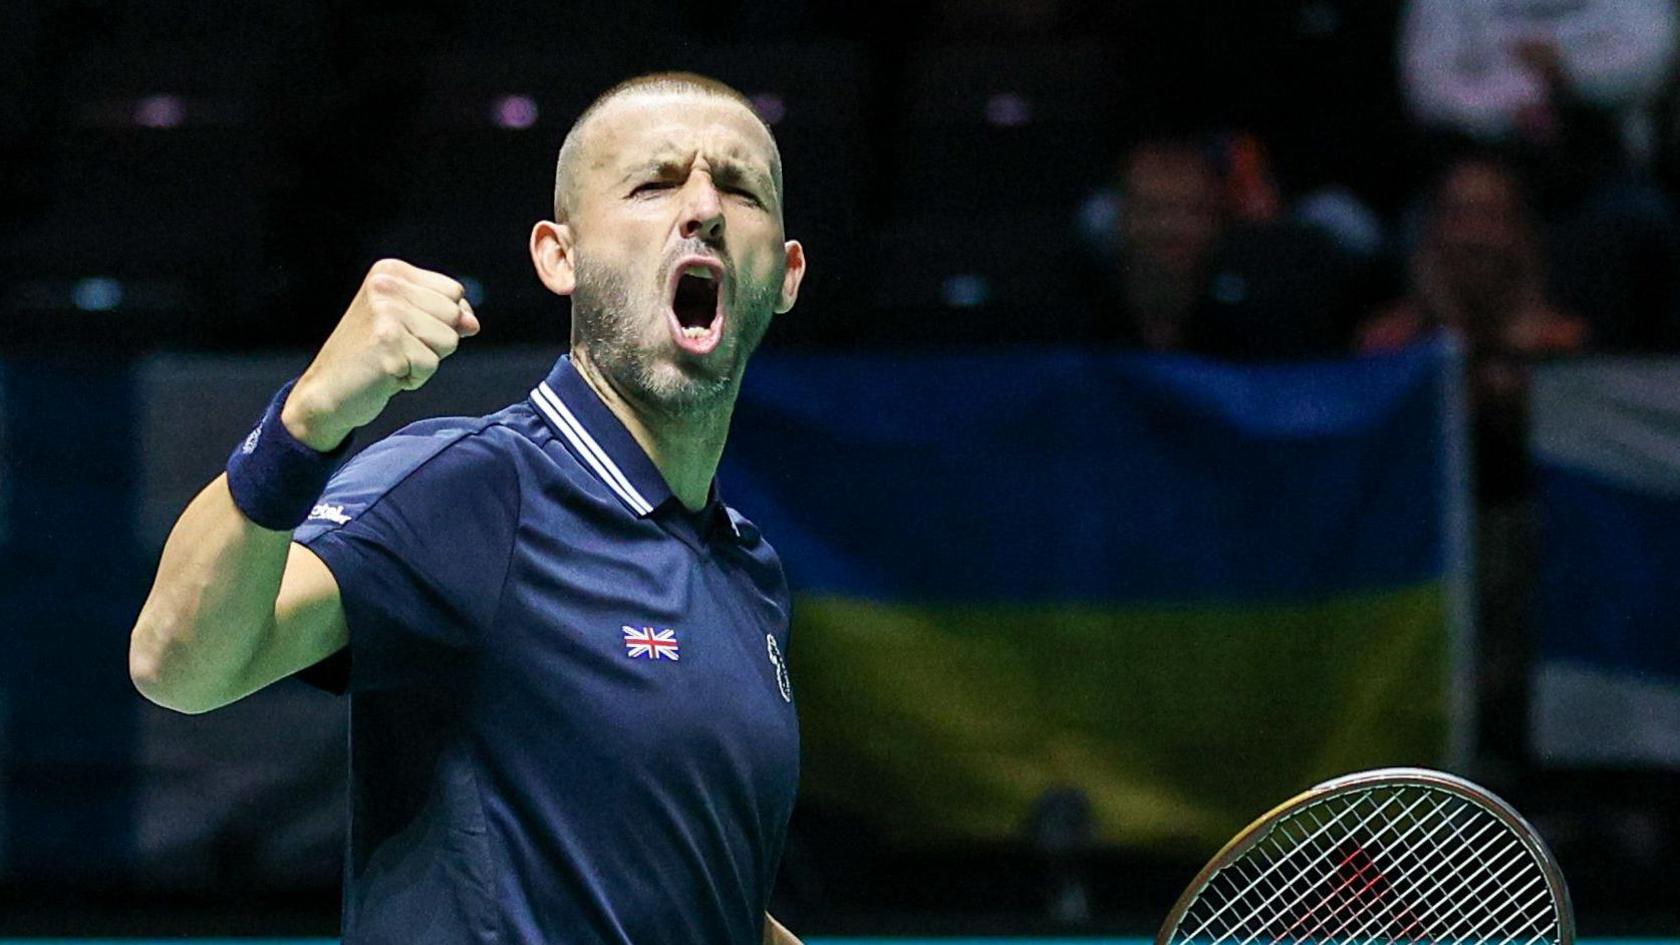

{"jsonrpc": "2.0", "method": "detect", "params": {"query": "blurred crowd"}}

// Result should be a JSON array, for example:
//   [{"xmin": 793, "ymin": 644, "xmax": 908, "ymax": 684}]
[
  {"xmin": 6, "ymin": 0, "xmax": 1680, "ymax": 361},
  {"xmin": 10, "ymin": 0, "xmax": 1680, "ymax": 490},
  {"xmin": 8, "ymin": 0, "xmax": 1678, "ymax": 520}
]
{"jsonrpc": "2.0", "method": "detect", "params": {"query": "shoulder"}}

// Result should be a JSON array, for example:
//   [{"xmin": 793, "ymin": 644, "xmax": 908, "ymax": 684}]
[
  {"xmin": 295, "ymin": 414, "xmax": 529, "ymax": 542},
  {"xmin": 1356, "ymin": 304, "xmax": 1430, "ymax": 354},
  {"xmin": 1514, "ymin": 305, "xmax": 1591, "ymax": 354}
]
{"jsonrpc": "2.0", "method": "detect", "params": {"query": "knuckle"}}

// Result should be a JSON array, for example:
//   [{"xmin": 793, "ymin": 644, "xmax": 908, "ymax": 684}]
[
  {"xmin": 369, "ymin": 316, "xmax": 404, "ymax": 347},
  {"xmin": 368, "ymin": 294, "xmax": 399, "ymax": 318},
  {"xmin": 366, "ymin": 272, "xmax": 401, "ymax": 296},
  {"xmin": 370, "ymin": 257, "xmax": 406, "ymax": 277}
]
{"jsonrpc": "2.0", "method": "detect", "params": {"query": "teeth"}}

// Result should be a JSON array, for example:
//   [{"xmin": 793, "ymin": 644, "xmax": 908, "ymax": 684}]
[
  {"xmin": 683, "ymin": 265, "xmax": 717, "ymax": 280},
  {"xmin": 682, "ymin": 326, "xmax": 709, "ymax": 338}
]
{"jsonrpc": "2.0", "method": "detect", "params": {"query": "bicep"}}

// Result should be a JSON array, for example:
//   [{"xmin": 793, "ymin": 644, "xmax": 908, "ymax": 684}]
[{"xmin": 231, "ymin": 541, "xmax": 348, "ymax": 697}]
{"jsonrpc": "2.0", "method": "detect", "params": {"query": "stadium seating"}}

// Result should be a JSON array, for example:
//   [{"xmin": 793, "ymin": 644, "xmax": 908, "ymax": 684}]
[{"xmin": 892, "ymin": 44, "xmax": 1125, "ymax": 217}]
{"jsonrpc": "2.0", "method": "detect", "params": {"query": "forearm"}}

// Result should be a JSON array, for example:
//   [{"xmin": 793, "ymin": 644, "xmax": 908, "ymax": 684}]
[
  {"xmin": 129, "ymin": 260, "xmax": 469, "ymax": 714},
  {"xmin": 129, "ymin": 473, "xmax": 292, "ymax": 713},
  {"xmin": 764, "ymin": 913, "xmax": 803, "ymax": 945}
]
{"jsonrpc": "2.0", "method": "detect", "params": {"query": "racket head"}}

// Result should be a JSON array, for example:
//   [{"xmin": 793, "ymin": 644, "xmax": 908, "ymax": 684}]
[{"xmin": 1156, "ymin": 767, "xmax": 1574, "ymax": 945}]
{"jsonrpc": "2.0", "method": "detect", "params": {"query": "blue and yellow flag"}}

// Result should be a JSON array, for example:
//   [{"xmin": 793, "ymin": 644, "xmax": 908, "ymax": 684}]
[{"xmin": 723, "ymin": 343, "xmax": 1467, "ymax": 854}]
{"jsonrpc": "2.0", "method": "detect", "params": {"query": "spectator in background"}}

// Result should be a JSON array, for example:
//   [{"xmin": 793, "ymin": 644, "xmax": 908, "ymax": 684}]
[
  {"xmin": 1360, "ymin": 151, "xmax": 1592, "ymax": 771},
  {"xmin": 1401, "ymin": 0, "xmax": 1680, "ymax": 351},
  {"xmin": 1401, "ymin": 0, "xmax": 1679, "ymax": 164},
  {"xmin": 1360, "ymin": 152, "xmax": 1588, "ymax": 503},
  {"xmin": 1095, "ymin": 138, "xmax": 1225, "ymax": 352},
  {"xmin": 1075, "ymin": 135, "xmax": 1365, "ymax": 359}
]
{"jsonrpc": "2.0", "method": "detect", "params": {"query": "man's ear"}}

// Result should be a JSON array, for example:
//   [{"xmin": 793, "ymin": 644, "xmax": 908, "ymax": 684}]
[
  {"xmin": 530, "ymin": 219, "xmax": 576, "ymax": 296},
  {"xmin": 775, "ymin": 240, "xmax": 806, "ymax": 315}
]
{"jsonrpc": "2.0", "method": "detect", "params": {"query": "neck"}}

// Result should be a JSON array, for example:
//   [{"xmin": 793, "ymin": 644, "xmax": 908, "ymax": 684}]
[
  {"xmin": 571, "ymin": 350, "xmax": 735, "ymax": 512},
  {"xmin": 1124, "ymin": 271, "xmax": 1198, "ymax": 349}
]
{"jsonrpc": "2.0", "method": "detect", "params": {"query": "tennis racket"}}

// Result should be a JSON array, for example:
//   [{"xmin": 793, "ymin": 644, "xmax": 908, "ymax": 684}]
[{"xmin": 1157, "ymin": 767, "xmax": 1574, "ymax": 945}]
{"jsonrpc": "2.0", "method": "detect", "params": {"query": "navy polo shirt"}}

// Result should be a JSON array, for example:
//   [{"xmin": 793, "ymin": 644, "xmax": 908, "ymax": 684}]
[{"xmin": 291, "ymin": 355, "xmax": 800, "ymax": 945}]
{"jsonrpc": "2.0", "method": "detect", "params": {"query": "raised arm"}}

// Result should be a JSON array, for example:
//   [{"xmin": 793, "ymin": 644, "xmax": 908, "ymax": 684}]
[{"xmin": 129, "ymin": 259, "xmax": 478, "ymax": 713}]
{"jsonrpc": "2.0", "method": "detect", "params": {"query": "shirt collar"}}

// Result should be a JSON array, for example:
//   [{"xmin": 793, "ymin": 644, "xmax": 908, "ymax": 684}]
[{"xmin": 529, "ymin": 355, "xmax": 743, "ymax": 542}]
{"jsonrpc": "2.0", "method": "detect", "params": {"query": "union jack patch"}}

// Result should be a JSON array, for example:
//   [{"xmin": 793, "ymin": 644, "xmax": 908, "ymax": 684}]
[{"xmin": 622, "ymin": 625, "xmax": 680, "ymax": 661}]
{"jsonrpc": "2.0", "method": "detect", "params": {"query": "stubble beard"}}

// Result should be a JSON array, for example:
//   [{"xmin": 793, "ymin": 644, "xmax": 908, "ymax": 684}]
[{"xmin": 570, "ymin": 251, "xmax": 780, "ymax": 421}]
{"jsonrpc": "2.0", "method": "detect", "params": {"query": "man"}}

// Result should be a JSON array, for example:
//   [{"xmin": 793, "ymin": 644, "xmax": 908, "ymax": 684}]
[
  {"xmin": 1103, "ymin": 137, "xmax": 1226, "ymax": 352},
  {"xmin": 1358, "ymin": 151, "xmax": 1589, "ymax": 459},
  {"xmin": 1078, "ymin": 135, "xmax": 1356, "ymax": 358},
  {"xmin": 128, "ymin": 72, "xmax": 808, "ymax": 945},
  {"xmin": 1400, "ymin": 0, "xmax": 1680, "ymax": 354},
  {"xmin": 1357, "ymin": 150, "xmax": 1589, "ymax": 774}
]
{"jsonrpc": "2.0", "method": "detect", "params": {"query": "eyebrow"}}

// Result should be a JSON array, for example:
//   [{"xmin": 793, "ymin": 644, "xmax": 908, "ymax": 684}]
[
  {"xmin": 711, "ymin": 159, "xmax": 773, "ymax": 195},
  {"xmin": 619, "ymin": 150, "xmax": 775, "ymax": 199}
]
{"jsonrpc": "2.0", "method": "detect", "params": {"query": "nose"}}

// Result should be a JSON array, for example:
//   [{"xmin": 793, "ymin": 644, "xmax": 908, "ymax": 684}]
[{"xmin": 678, "ymin": 176, "xmax": 726, "ymax": 244}]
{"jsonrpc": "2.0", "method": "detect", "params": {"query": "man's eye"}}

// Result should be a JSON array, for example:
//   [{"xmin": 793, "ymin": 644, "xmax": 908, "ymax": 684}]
[
  {"xmin": 724, "ymin": 187, "xmax": 762, "ymax": 206},
  {"xmin": 632, "ymin": 181, "xmax": 675, "ymax": 195}
]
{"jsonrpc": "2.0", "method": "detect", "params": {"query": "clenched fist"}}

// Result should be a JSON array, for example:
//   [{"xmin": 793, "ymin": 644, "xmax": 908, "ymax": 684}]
[{"xmin": 281, "ymin": 258, "xmax": 481, "ymax": 452}]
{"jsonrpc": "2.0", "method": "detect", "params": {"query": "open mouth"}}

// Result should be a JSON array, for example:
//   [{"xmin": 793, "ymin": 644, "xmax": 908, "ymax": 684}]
[{"xmin": 666, "ymin": 255, "xmax": 726, "ymax": 355}]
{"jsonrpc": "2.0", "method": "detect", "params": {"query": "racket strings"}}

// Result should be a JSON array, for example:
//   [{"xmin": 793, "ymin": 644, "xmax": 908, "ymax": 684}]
[
  {"xmin": 1261, "ymin": 794, "xmax": 1550, "ymax": 945},
  {"xmin": 1246, "ymin": 790, "xmax": 1549, "ymax": 945},
  {"xmin": 1303, "ymin": 795, "xmax": 1539, "ymax": 945},
  {"xmin": 1219, "ymin": 792, "xmax": 1444, "ymax": 944},
  {"xmin": 1178, "ymin": 789, "xmax": 1430, "ymax": 943},
  {"xmin": 1292, "ymin": 794, "xmax": 1499, "ymax": 943},
  {"xmin": 1167, "ymin": 785, "xmax": 1561, "ymax": 945}
]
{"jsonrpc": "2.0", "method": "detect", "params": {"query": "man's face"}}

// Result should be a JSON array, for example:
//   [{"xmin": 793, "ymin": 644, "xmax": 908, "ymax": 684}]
[
  {"xmin": 1119, "ymin": 147, "xmax": 1223, "ymax": 278},
  {"xmin": 562, "ymin": 93, "xmax": 801, "ymax": 416},
  {"xmin": 1430, "ymin": 162, "xmax": 1528, "ymax": 301}
]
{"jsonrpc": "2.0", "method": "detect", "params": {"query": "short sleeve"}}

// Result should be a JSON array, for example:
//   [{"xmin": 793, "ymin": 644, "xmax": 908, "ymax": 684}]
[{"xmin": 291, "ymin": 421, "xmax": 522, "ymax": 693}]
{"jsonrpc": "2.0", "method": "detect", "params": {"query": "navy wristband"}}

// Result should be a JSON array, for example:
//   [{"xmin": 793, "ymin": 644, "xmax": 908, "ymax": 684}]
[{"xmin": 226, "ymin": 379, "xmax": 352, "ymax": 531}]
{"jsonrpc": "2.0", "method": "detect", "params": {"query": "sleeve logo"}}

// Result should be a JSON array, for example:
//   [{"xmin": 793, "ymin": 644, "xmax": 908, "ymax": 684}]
[{"xmin": 307, "ymin": 503, "xmax": 352, "ymax": 525}]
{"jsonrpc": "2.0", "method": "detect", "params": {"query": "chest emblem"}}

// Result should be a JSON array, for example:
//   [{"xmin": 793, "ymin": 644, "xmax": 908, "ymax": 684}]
[
  {"xmin": 622, "ymin": 625, "xmax": 680, "ymax": 661},
  {"xmin": 766, "ymin": 634, "xmax": 792, "ymax": 703}
]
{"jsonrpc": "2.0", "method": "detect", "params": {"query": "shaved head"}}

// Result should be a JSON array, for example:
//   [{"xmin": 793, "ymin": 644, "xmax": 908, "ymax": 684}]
[
  {"xmin": 527, "ymin": 71, "xmax": 806, "ymax": 426},
  {"xmin": 553, "ymin": 72, "xmax": 784, "ymax": 224}
]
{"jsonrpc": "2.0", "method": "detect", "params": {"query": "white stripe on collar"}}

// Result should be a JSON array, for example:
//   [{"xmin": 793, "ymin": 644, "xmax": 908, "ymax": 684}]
[{"xmin": 531, "ymin": 382, "xmax": 654, "ymax": 516}]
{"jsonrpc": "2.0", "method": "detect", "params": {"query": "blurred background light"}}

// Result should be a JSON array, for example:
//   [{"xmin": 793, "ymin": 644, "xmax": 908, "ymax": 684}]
[
  {"xmin": 491, "ymin": 94, "xmax": 539, "ymax": 130},
  {"xmin": 132, "ymin": 95, "xmax": 186, "ymax": 129},
  {"xmin": 461, "ymin": 276, "xmax": 486, "ymax": 308},
  {"xmin": 72, "ymin": 277, "xmax": 123, "ymax": 312},
  {"xmin": 941, "ymin": 273, "xmax": 991, "ymax": 308},
  {"xmin": 984, "ymin": 92, "xmax": 1032, "ymax": 128},
  {"xmin": 751, "ymin": 92, "xmax": 788, "ymax": 126}
]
